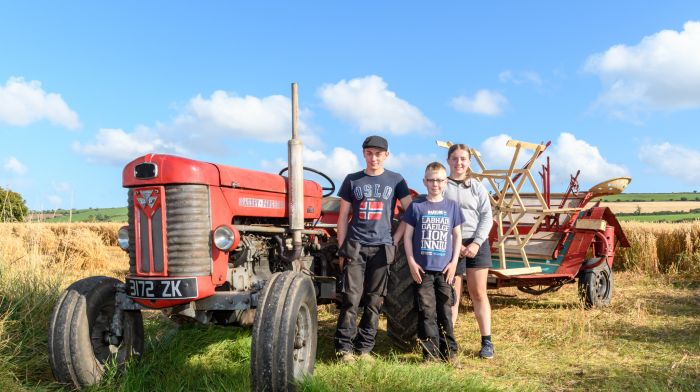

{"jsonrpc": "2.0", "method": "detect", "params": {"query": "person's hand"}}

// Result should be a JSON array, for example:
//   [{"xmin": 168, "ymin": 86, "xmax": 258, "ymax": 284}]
[
  {"xmin": 465, "ymin": 243, "xmax": 480, "ymax": 258},
  {"xmin": 459, "ymin": 244, "xmax": 469, "ymax": 258},
  {"xmin": 338, "ymin": 256, "xmax": 345, "ymax": 272},
  {"xmin": 408, "ymin": 260, "xmax": 424, "ymax": 284},
  {"xmin": 443, "ymin": 262, "xmax": 457, "ymax": 285}
]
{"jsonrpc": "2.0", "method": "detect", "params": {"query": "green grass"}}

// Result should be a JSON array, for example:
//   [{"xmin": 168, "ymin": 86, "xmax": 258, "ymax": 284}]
[
  {"xmin": 37, "ymin": 207, "xmax": 128, "ymax": 223},
  {"xmin": 598, "ymin": 192, "xmax": 700, "ymax": 202},
  {"xmin": 618, "ymin": 212, "xmax": 700, "ymax": 222},
  {"xmin": 2, "ymin": 270, "xmax": 698, "ymax": 391}
]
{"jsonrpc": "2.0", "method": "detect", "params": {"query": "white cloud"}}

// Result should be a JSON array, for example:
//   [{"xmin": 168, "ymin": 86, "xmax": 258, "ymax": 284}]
[
  {"xmin": 476, "ymin": 133, "xmax": 627, "ymax": 188},
  {"xmin": 451, "ymin": 89, "xmax": 508, "ymax": 116},
  {"xmin": 304, "ymin": 147, "xmax": 361, "ymax": 182},
  {"xmin": 174, "ymin": 91, "xmax": 319, "ymax": 146},
  {"xmin": 546, "ymin": 133, "xmax": 628, "ymax": 185},
  {"xmin": 478, "ymin": 134, "xmax": 530, "ymax": 169},
  {"xmin": 0, "ymin": 77, "xmax": 80, "ymax": 129},
  {"xmin": 76, "ymin": 89, "xmax": 322, "ymax": 165},
  {"xmin": 639, "ymin": 142, "xmax": 700, "ymax": 184},
  {"xmin": 3, "ymin": 157, "xmax": 27, "ymax": 175},
  {"xmin": 73, "ymin": 127, "xmax": 186, "ymax": 165},
  {"xmin": 585, "ymin": 21, "xmax": 700, "ymax": 113},
  {"xmin": 499, "ymin": 70, "xmax": 542, "ymax": 86},
  {"xmin": 384, "ymin": 152, "xmax": 439, "ymax": 171},
  {"xmin": 318, "ymin": 75, "xmax": 433, "ymax": 134},
  {"xmin": 262, "ymin": 147, "xmax": 361, "ymax": 186}
]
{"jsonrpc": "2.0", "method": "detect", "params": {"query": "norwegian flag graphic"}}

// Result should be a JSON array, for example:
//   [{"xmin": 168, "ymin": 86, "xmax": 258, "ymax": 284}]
[{"xmin": 359, "ymin": 200, "xmax": 383, "ymax": 220}]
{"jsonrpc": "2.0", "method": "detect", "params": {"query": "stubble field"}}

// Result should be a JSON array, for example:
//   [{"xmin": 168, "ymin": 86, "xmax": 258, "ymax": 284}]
[{"xmin": 0, "ymin": 222, "xmax": 698, "ymax": 391}]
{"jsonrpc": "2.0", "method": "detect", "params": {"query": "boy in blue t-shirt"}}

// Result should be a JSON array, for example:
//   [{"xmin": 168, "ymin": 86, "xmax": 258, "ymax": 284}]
[{"xmin": 402, "ymin": 162, "xmax": 463, "ymax": 363}]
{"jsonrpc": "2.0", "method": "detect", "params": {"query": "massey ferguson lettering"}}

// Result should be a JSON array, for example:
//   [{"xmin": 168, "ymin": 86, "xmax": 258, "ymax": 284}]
[{"xmin": 239, "ymin": 197, "xmax": 284, "ymax": 209}]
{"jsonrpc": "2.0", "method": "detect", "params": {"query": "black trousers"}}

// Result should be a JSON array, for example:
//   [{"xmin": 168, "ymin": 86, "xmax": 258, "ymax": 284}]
[
  {"xmin": 334, "ymin": 241, "xmax": 394, "ymax": 354},
  {"xmin": 415, "ymin": 270, "xmax": 459, "ymax": 359}
]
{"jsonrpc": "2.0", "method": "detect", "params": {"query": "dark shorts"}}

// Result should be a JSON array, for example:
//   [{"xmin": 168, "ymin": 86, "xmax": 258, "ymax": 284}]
[{"xmin": 455, "ymin": 238, "xmax": 493, "ymax": 276}]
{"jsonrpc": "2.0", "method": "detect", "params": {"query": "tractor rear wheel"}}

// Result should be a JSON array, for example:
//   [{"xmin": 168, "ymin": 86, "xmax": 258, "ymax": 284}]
[
  {"xmin": 48, "ymin": 276, "xmax": 144, "ymax": 388},
  {"xmin": 578, "ymin": 259, "xmax": 614, "ymax": 308},
  {"xmin": 383, "ymin": 243, "xmax": 418, "ymax": 351},
  {"xmin": 251, "ymin": 271, "xmax": 317, "ymax": 391}
]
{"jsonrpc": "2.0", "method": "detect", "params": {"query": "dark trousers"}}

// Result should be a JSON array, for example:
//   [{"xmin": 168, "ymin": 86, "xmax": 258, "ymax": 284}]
[
  {"xmin": 416, "ymin": 271, "xmax": 459, "ymax": 359},
  {"xmin": 334, "ymin": 242, "xmax": 392, "ymax": 354}
]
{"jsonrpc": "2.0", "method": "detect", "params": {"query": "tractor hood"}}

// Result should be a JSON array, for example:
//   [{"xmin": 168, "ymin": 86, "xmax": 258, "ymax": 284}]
[{"xmin": 123, "ymin": 154, "xmax": 322, "ymax": 196}]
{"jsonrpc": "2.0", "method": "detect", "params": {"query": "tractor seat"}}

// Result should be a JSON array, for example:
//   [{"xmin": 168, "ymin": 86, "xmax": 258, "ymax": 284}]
[{"xmin": 322, "ymin": 196, "xmax": 341, "ymax": 214}]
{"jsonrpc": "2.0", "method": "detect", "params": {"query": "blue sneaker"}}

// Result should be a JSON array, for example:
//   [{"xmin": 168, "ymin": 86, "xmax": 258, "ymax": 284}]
[{"xmin": 479, "ymin": 340, "xmax": 494, "ymax": 359}]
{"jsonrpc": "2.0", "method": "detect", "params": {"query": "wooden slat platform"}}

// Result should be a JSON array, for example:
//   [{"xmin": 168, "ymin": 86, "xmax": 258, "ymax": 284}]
[
  {"xmin": 489, "ymin": 267, "xmax": 542, "ymax": 277},
  {"xmin": 501, "ymin": 231, "xmax": 563, "ymax": 260}
]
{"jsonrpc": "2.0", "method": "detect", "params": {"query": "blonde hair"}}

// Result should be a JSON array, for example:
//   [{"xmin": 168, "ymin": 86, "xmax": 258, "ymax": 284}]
[{"xmin": 425, "ymin": 161, "xmax": 446, "ymax": 174}]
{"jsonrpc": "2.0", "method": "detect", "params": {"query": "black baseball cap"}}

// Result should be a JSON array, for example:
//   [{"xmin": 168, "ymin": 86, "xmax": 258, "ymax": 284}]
[{"xmin": 362, "ymin": 135, "xmax": 388, "ymax": 151}]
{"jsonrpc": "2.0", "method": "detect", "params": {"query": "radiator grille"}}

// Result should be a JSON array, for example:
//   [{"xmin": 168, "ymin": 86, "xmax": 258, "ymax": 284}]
[
  {"xmin": 165, "ymin": 185, "xmax": 211, "ymax": 276},
  {"xmin": 127, "ymin": 184, "xmax": 211, "ymax": 276}
]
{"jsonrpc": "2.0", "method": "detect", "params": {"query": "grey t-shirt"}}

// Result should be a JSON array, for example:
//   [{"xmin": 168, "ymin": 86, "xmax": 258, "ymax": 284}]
[{"xmin": 338, "ymin": 169, "xmax": 410, "ymax": 245}]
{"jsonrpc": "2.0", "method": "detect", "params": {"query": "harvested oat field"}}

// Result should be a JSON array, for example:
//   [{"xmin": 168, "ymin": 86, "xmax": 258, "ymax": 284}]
[{"xmin": 599, "ymin": 201, "xmax": 700, "ymax": 214}]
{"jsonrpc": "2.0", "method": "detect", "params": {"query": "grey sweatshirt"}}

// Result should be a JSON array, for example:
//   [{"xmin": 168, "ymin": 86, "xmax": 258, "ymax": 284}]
[{"xmin": 443, "ymin": 177, "xmax": 493, "ymax": 247}]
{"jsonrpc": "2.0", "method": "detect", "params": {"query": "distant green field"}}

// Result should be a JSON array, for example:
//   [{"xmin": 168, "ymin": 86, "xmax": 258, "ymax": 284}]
[
  {"xmin": 599, "ymin": 192, "xmax": 700, "ymax": 202},
  {"xmin": 618, "ymin": 212, "xmax": 700, "ymax": 222},
  {"xmin": 37, "ymin": 207, "xmax": 128, "ymax": 223}
]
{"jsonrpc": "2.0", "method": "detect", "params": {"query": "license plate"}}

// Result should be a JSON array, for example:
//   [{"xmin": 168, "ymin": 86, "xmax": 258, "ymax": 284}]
[{"xmin": 126, "ymin": 277, "xmax": 198, "ymax": 300}]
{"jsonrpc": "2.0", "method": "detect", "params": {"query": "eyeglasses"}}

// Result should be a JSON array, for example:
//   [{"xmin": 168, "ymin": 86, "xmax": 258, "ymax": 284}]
[{"xmin": 424, "ymin": 178, "xmax": 446, "ymax": 183}]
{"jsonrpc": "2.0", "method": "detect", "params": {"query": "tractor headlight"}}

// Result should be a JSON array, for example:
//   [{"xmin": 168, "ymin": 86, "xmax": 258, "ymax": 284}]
[
  {"xmin": 117, "ymin": 226, "xmax": 129, "ymax": 251},
  {"xmin": 213, "ymin": 225, "xmax": 236, "ymax": 251}
]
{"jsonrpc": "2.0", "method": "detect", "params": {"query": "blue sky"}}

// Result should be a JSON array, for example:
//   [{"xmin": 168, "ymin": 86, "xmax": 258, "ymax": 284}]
[{"xmin": 1, "ymin": 1, "xmax": 700, "ymax": 210}]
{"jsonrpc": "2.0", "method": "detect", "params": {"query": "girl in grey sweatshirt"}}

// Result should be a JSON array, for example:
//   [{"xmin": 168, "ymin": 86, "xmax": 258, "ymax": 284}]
[{"xmin": 444, "ymin": 143, "xmax": 495, "ymax": 359}]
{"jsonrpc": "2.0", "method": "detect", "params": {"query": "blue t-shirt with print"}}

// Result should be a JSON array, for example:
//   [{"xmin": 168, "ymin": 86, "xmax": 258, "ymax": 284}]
[
  {"xmin": 338, "ymin": 169, "xmax": 410, "ymax": 245},
  {"xmin": 402, "ymin": 198, "xmax": 464, "ymax": 271}
]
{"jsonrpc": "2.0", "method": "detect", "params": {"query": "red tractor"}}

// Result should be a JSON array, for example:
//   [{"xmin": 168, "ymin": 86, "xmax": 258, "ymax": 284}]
[{"xmin": 48, "ymin": 85, "xmax": 341, "ymax": 391}]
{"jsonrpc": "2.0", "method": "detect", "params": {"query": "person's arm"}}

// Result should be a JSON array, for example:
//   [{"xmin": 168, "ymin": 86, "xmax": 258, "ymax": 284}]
[
  {"xmin": 403, "ymin": 223, "xmax": 424, "ymax": 284},
  {"xmin": 443, "ymin": 226, "xmax": 462, "ymax": 284},
  {"xmin": 392, "ymin": 194, "xmax": 413, "ymax": 244},
  {"xmin": 336, "ymin": 199, "xmax": 351, "ymax": 271},
  {"xmin": 466, "ymin": 182, "xmax": 493, "ymax": 258}
]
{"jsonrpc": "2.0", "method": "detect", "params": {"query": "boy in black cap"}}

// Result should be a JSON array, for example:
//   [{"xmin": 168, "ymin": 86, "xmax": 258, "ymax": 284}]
[{"xmin": 335, "ymin": 135, "xmax": 412, "ymax": 362}]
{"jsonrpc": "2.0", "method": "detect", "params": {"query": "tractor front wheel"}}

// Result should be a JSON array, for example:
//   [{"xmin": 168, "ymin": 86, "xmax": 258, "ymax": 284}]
[
  {"xmin": 578, "ymin": 259, "xmax": 614, "ymax": 308},
  {"xmin": 48, "ymin": 276, "xmax": 144, "ymax": 388},
  {"xmin": 251, "ymin": 271, "xmax": 317, "ymax": 391}
]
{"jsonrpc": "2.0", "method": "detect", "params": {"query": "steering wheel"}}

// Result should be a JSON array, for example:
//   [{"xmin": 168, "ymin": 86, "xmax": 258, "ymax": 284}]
[{"xmin": 278, "ymin": 166, "xmax": 336, "ymax": 197}]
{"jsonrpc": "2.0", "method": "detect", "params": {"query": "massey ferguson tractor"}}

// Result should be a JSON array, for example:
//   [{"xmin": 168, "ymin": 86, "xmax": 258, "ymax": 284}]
[
  {"xmin": 48, "ymin": 84, "xmax": 339, "ymax": 391},
  {"xmin": 47, "ymin": 83, "xmax": 630, "ymax": 391}
]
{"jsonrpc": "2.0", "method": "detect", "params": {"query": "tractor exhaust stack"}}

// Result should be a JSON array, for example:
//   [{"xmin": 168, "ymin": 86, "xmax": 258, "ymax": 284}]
[{"xmin": 288, "ymin": 82, "xmax": 304, "ymax": 264}]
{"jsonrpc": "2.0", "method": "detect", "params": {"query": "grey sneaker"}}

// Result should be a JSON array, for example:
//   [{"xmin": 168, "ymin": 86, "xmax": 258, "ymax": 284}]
[
  {"xmin": 337, "ymin": 351, "xmax": 356, "ymax": 363},
  {"xmin": 479, "ymin": 340, "xmax": 494, "ymax": 359}
]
